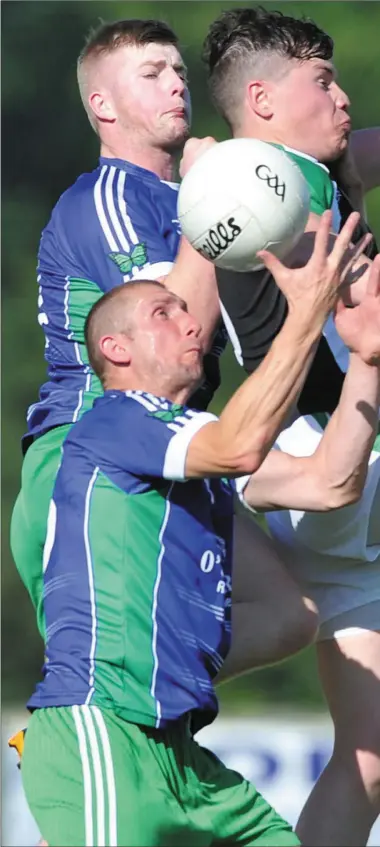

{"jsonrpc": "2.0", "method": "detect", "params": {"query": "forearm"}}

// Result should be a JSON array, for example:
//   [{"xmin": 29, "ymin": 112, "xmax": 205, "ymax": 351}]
[
  {"xmin": 163, "ymin": 236, "xmax": 220, "ymax": 352},
  {"xmin": 186, "ymin": 311, "xmax": 322, "ymax": 477},
  {"xmin": 311, "ymin": 353, "xmax": 380, "ymax": 500}
]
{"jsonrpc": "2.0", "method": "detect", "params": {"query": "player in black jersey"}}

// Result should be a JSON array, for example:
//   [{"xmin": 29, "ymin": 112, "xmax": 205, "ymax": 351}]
[{"xmin": 201, "ymin": 7, "xmax": 380, "ymax": 845}]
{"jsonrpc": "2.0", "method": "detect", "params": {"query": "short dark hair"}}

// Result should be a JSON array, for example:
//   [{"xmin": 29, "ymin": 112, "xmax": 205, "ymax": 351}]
[
  {"xmin": 84, "ymin": 280, "xmax": 166, "ymax": 385},
  {"xmin": 77, "ymin": 18, "xmax": 179, "ymax": 131},
  {"xmin": 202, "ymin": 6, "xmax": 334, "ymax": 129},
  {"xmin": 78, "ymin": 17, "xmax": 179, "ymax": 67}
]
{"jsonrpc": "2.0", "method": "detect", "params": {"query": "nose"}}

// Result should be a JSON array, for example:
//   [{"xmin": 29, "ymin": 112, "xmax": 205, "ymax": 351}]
[
  {"xmin": 331, "ymin": 81, "xmax": 351, "ymax": 111},
  {"xmin": 167, "ymin": 67, "xmax": 186, "ymax": 98},
  {"xmin": 183, "ymin": 310, "xmax": 201, "ymax": 339}
]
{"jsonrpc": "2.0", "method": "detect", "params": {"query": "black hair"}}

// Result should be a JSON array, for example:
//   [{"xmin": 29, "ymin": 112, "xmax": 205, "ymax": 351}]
[{"xmin": 202, "ymin": 6, "xmax": 333, "ymax": 128}]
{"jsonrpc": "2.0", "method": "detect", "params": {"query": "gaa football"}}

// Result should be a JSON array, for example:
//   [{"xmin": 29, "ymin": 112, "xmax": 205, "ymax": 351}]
[{"xmin": 177, "ymin": 138, "xmax": 310, "ymax": 272}]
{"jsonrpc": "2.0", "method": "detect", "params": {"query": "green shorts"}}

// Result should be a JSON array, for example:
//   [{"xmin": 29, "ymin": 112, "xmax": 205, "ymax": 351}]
[
  {"xmin": 22, "ymin": 706, "xmax": 299, "ymax": 847},
  {"xmin": 10, "ymin": 425, "xmax": 71, "ymax": 635}
]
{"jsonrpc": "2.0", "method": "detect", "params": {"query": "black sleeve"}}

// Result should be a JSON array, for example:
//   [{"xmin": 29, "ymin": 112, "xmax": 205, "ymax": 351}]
[
  {"xmin": 216, "ymin": 188, "xmax": 378, "ymax": 417},
  {"xmin": 216, "ymin": 265, "xmax": 345, "ymax": 415},
  {"xmin": 216, "ymin": 266, "xmax": 288, "ymax": 372}
]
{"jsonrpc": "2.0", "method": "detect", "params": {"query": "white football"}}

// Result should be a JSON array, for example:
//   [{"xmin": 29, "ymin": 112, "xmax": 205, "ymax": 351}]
[{"xmin": 177, "ymin": 138, "xmax": 310, "ymax": 272}]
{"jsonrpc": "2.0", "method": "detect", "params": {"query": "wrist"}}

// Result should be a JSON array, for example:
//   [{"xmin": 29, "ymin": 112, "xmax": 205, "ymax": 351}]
[
  {"xmin": 350, "ymin": 351, "xmax": 380, "ymax": 370},
  {"xmin": 285, "ymin": 307, "xmax": 325, "ymax": 344}
]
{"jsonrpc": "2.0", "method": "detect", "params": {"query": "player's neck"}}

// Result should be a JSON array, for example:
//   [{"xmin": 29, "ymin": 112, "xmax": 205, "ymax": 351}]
[
  {"xmin": 234, "ymin": 126, "xmax": 317, "ymax": 161},
  {"xmin": 105, "ymin": 375, "xmax": 191, "ymax": 406},
  {"xmin": 100, "ymin": 140, "xmax": 178, "ymax": 181}
]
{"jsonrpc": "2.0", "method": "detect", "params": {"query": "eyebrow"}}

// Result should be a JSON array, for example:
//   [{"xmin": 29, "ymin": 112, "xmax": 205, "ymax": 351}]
[
  {"xmin": 316, "ymin": 62, "xmax": 337, "ymax": 80},
  {"xmin": 151, "ymin": 295, "xmax": 188, "ymax": 311},
  {"xmin": 139, "ymin": 59, "xmax": 187, "ymax": 74}
]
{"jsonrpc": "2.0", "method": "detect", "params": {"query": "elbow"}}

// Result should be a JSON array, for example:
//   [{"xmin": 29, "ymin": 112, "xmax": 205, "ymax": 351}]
[
  {"xmin": 217, "ymin": 424, "xmax": 279, "ymax": 477},
  {"xmin": 223, "ymin": 447, "xmax": 268, "ymax": 478},
  {"xmin": 321, "ymin": 481, "xmax": 363, "ymax": 511}
]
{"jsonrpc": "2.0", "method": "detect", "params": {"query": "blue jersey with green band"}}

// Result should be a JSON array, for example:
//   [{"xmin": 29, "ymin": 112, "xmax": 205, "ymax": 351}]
[
  {"xmin": 26, "ymin": 158, "xmax": 226, "ymax": 449},
  {"xmin": 28, "ymin": 392, "xmax": 235, "ymax": 731}
]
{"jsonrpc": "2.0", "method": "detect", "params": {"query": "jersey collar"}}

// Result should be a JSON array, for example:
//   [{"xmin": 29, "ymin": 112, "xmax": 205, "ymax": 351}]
[{"xmin": 99, "ymin": 156, "xmax": 179, "ymax": 188}]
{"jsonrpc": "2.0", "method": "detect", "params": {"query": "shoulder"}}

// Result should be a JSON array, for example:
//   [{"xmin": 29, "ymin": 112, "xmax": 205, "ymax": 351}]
[{"xmin": 278, "ymin": 145, "xmax": 334, "ymax": 212}]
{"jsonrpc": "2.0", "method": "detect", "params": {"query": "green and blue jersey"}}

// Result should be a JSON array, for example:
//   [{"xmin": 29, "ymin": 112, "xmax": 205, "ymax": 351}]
[
  {"xmin": 28, "ymin": 392, "xmax": 236, "ymax": 731},
  {"xmin": 26, "ymin": 158, "xmax": 226, "ymax": 448}
]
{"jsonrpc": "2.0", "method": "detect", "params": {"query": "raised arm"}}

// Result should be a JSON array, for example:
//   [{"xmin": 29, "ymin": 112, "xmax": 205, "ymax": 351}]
[
  {"xmin": 185, "ymin": 211, "xmax": 367, "ymax": 478},
  {"xmin": 242, "ymin": 256, "xmax": 380, "ymax": 511}
]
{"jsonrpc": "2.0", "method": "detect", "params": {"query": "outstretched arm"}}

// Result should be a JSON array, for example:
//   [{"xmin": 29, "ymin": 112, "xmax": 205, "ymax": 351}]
[
  {"xmin": 242, "ymin": 353, "xmax": 380, "ymax": 512},
  {"xmin": 185, "ymin": 212, "xmax": 367, "ymax": 478},
  {"xmin": 242, "ymin": 256, "xmax": 380, "ymax": 511}
]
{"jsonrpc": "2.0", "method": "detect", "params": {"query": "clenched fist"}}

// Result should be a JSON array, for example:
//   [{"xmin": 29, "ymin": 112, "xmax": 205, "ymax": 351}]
[{"xmin": 179, "ymin": 136, "xmax": 217, "ymax": 179}]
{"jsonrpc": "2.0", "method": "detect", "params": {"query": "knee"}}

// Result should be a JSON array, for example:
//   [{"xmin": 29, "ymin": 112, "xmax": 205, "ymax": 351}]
[
  {"xmin": 357, "ymin": 751, "xmax": 380, "ymax": 809},
  {"xmin": 277, "ymin": 597, "xmax": 319, "ymax": 657},
  {"xmin": 331, "ymin": 744, "xmax": 380, "ymax": 812}
]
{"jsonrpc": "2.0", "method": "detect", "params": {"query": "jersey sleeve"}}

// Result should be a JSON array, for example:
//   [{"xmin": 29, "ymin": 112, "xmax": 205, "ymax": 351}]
[
  {"xmin": 284, "ymin": 151, "xmax": 334, "ymax": 216},
  {"xmin": 85, "ymin": 394, "xmax": 218, "ymax": 483}
]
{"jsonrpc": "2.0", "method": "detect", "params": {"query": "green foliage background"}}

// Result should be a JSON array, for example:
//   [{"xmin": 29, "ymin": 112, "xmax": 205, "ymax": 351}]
[{"xmin": 2, "ymin": 0, "xmax": 380, "ymax": 711}]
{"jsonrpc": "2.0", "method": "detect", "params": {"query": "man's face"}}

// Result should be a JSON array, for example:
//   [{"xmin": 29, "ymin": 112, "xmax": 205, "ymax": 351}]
[
  {"xmin": 103, "ymin": 42, "xmax": 191, "ymax": 150},
  {"xmin": 269, "ymin": 58, "xmax": 351, "ymax": 162},
  {"xmin": 126, "ymin": 287, "xmax": 203, "ymax": 398}
]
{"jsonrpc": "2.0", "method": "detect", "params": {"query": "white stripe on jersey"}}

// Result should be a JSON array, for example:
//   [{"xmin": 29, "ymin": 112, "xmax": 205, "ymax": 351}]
[
  {"xmin": 43, "ymin": 499, "xmax": 58, "ymax": 574},
  {"xmin": 116, "ymin": 170, "xmax": 140, "ymax": 246},
  {"xmin": 105, "ymin": 167, "xmax": 131, "ymax": 253},
  {"xmin": 124, "ymin": 390, "xmax": 159, "ymax": 412},
  {"xmin": 94, "ymin": 167, "xmax": 119, "ymax": 252},
  {"xmin": 84, "ymin": 466, "xmax": 99, "ymax": 704},
  {"xmin": 150, "ymin": 484, "xmax": 174, "ymax": 727},
  {"xmin": 219, "ymin": 300, "xmax": 244, "ymax": 367},
  {"xmin": 73, "ymin": 372, "xmax": 92, "ymax": 423}
]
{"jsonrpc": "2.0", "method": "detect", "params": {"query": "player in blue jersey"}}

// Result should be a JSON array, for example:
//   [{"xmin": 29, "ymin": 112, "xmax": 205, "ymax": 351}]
[
  {"xmin": 202, "ymin": 7, "xmax": 380, "ymax": 843},
  {"xmin": 20, "ymin": 214, "xmax": 380, "ymax": 844},
  {"xmin": 11, "ymin": 17, "xmax": 323, "ymax": 687}
]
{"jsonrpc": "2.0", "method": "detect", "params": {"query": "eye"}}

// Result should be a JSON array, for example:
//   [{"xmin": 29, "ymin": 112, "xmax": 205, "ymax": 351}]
[
  {"xmin": 318, "ymin": 78, "xmax": 330, "ymax": 91},
  {"xmin": 155, "ymin": 307, "xmax": 169, "ymax": 319},
  {"xmin": 143, "ymin": 72, "xmax": 158, "ymax": 80}
]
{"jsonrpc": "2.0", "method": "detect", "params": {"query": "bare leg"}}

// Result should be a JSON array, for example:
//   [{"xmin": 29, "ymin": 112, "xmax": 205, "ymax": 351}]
[
  {"xmin": 297, "ymin": 630, "xmax": 380, "ymax": 846},
  {"xmin": 216, "ymin": 511, "xmax": 318, "ymax": 683}
]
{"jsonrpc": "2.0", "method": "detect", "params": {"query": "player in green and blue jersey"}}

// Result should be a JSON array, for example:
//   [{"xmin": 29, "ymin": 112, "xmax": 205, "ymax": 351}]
[{"xmin": 21, "ymin": 228, "xmax": 380, "ymax": 843}]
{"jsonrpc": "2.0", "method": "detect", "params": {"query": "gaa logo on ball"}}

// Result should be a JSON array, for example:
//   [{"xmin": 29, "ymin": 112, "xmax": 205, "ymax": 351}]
[{"xmin": 178, "ymin": 139, "xmax": 310, "ymax": 272}]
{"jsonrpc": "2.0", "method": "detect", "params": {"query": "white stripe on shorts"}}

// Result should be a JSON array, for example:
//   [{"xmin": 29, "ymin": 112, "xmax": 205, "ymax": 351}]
[
  {"xmin": 72, "ymin": 705, "xmax": 118, "ymax": 846},
  {"xmin": 92, "ymin": 707, "xmax": 118, "ymax": 846},
  {"xmin": 72, "ymin": 705, "xmax": 94, "ymax": 846},
  {"xmin": 81, "ymin": 707, "xmax": 105, "ymax": 846}
]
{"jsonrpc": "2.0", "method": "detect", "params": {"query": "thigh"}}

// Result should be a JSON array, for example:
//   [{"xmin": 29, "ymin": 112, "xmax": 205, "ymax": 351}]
[
  {"xmin": 217, "ymin": 511, "xmax": 317, "ymax": 680},
  {"xmin": 195, "ymin": 741, "xmax": 299, "ymax": 846},
  {"xmin": 231, "ymin": 511, "xmax": 310, "ymax": 607},
  {"xmin": 22, "ymin": 707, "xmax": 202, "ymax": 847}
]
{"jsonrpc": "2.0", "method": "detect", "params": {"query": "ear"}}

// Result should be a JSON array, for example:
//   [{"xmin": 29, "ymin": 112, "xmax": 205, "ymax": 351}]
[
  {"xmin": 99, "ymin": 333, "xmax": 132, "ymax": 366},
  {"xmin": 88, "ymin": 90, "xmax": 116, "ymax": 124},
  {"xmin": 246, "ymin": 80, "xmax": 274, "ymax": 119}
]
